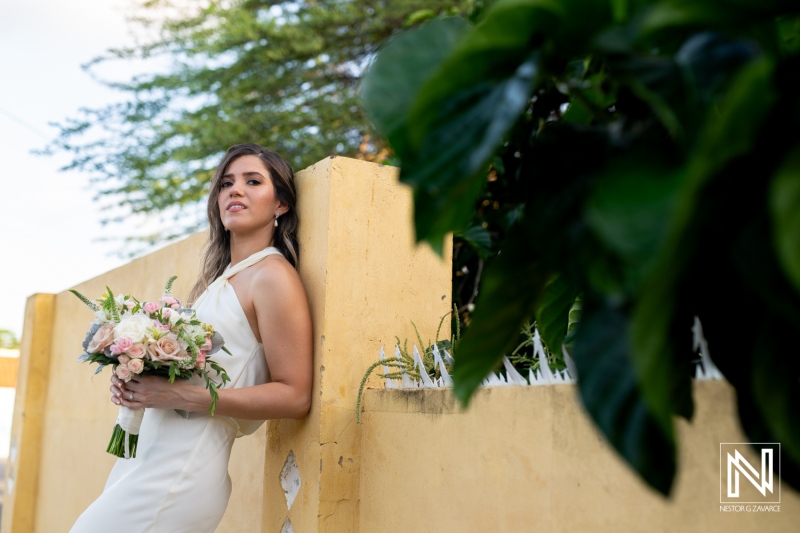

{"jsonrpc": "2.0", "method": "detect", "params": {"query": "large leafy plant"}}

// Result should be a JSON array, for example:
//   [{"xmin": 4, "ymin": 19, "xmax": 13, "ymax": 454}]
[{"xmin": 361, "ymin": 0, "xmax": 800, "ymax": 495}]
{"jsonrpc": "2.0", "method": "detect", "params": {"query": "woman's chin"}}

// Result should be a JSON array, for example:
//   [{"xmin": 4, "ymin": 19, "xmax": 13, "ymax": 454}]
[{"xmin": 226, "ymin": 223, "xmax": 271, "ymax": 236}]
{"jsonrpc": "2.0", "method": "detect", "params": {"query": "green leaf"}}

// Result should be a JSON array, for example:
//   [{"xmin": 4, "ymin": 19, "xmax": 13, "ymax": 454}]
[
  {"xmin": 638, "ymin": 3, "xmax": 744, "ymax": 38},
  {"xmin": 411, "ymin": 0, "xmax": 612, "ymax": 134},
  {"xmin": 567, "ymin": 298, "xmax": 581, "ymax": 335},
  {"xmin": 639, "ymin": 0, "xmax": 799, "ymax": 39},
  {"xmin": 770, "ymin": 144, "xmax": 800, "ymax": 293},
  {"xmin": 586, "ymin": 154, "xmax": 684, "ymax": 269},
  {"xmin": 69, "ymin": 289, "xmax": 100, "ymax": 311},
  {"xmin": 360, "ymin": 16, "xmax": 470, "ymax": 158},
  {"xmin": 405, "ymin": 53, "xmax": 539, "ymax": 252},
  {"xmin": 630, "ymin": 57, "xmax": 775, "ymax": 429},
  {"xmin": 400, "ymin": 0, "xmax": 611, "ymax": 251},
  {"xmin": 452, "ymin": 223, "xmax": 549, "ymax": 405},
  {"xmin": 688, "ymin": 57, "xmax": 776, "ymax": 181},
  {"xmin": 534, "ymin": 273, "xmax": 580, "ymax": 359},
  {"xmin": 572, "ymin": 301, "xmax": 676, "ymax": 495},
  {"xmin": 686, "ymin": 215, "xmax": 800, "ymax": 490},
  {"xmin": 404, "ymin": 9, "xmax": 438, "ymax": 27},
  {"xmin": 751, "ymin": 316, "xmax": 800, "ymax": 469},
  {"xmin": 164, "ymin": 275, "xmax": 178, "ymax": 295},
  {"xmin": 455, "ymin": 225, "xmax": 493, "ymax": 259}
]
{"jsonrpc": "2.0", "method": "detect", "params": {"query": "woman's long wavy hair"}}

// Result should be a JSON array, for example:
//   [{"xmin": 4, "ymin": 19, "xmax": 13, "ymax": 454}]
[{"xmin": 188, "ymin": 143, "xmax": 299, "ymax": 304}]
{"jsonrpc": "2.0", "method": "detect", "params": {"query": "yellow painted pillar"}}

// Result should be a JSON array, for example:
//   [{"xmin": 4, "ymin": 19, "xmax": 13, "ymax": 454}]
[
  {"xmin": 1, "ymin": 293, "xmax": 55, "ymax": 533},
  {"xmin": 262, "ymin": 156, "xmax": 453, "ymax": 532}
]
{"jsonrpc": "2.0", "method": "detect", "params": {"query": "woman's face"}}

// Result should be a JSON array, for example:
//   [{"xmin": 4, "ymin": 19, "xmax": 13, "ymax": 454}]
[{"xmin": 217, "ymin": 154, "xmax": 285, "ymax": 234}]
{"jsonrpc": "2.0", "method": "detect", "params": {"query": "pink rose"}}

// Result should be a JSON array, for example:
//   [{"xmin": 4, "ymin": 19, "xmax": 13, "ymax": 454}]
[
  {"xmin": 110, "ymin": 344, "xmax": 123, "ymax": 355},
  {"xmin": 118, "ymin": 355, "xmax": 131, "ymax": 365},
  {"xmin": 116, "ymin": 337, "xmax": 133, "ymax": 352},
  {"xmin": 195, "ymin": 350, "xmax": 207, "ymax": 369},
  {"xmin": 150, "ymin": 334, "xmax": 187, "ymax": 362},
  {"xmin": 162, "ymin": 308, "xmax": 172, "ymax": 318},
  {"xmin": 128, "ymin": 344, "xmax": 146, "ymax": 359},
  {"xmin": 160, "ymin": 296, "xmax": 178, "ymax": 306},
  {"xmin": 202, "ymin": 338, "xmax": 213, "ymax": 351},
  {"xmin": 146, "ymin": 342, "xmax": 159, "ymax": 360},
  {"xmin": 115, "ymin": 364, "xmax": 132, "ymax": 382},
  {"xmin": 125, "ymin": 300, "xmax": 136, "ymax": 310},
  {"xmin": 128, "ymin": 359, "xmax": 144, "ymax": 374},
  {"xmin": 143, "ymin": 301, "xmax": 160, "ymax": 314},
  {"xmin": 86, "ymin": 323, "xmax": 115, "ymax": 353}
]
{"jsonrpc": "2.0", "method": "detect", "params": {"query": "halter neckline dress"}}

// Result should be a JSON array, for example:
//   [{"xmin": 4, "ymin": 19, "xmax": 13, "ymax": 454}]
[{"xmin": 71, "ymin": 246, "xmax": 283, "ymax": 533}]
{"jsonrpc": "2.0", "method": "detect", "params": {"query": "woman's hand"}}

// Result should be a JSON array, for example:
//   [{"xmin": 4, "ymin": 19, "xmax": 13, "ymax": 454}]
[{"xmin": 110, "ymin": 374, "xmax": 210, "ymax": 412}]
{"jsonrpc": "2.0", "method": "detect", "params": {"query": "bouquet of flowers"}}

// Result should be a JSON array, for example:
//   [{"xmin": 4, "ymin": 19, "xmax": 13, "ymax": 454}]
[{"xmin": 71, "ymin": 276, "xmax": 230, "ymax": 459}]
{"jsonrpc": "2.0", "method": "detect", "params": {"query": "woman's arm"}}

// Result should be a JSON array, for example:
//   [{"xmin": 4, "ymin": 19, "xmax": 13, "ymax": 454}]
[{"xmin": 111, "ymin": 259, "xmax": 313, "ymax": 420}]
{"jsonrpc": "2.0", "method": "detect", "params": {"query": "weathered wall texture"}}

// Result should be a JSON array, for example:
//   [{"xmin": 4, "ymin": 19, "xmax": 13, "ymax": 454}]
[{"xmin": 358, "ymin": 382, "xmax": 800, "ymax": 532}]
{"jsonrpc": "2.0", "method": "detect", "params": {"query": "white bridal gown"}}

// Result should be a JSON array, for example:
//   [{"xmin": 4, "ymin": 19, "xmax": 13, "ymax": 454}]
[{"xmin": 71, "ymin": 247, "xmax": 282, "ymax": 533}]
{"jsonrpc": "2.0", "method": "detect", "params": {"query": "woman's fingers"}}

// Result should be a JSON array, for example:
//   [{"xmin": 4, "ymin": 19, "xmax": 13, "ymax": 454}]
[
  {"xmin": 109, "ymin": 372, "xmax": 150, "ymax": 407},
  {"xmin": 116, "ymin": 395, "xmax": 146, "ymax": 409},
  {"xmin": 109, "ymin": 374, "xmax": 174, "ymax": 409},
  {"xmin": 123, "ymin": 376, "xmax": 144, "ymax": 391}
]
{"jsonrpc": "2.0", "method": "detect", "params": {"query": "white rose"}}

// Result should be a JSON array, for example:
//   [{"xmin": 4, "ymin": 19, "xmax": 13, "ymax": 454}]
[{"xmin": 114, "ymin": 313, "xmax": 152, "ymax": 344}]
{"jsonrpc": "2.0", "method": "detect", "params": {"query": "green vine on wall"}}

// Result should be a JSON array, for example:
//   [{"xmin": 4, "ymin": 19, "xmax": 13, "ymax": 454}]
[{"xmin": 356, "ymin": 303, "xmax": 564, "ymax": 423}]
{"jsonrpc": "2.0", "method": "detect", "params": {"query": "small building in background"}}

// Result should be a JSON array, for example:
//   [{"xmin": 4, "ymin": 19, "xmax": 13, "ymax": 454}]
[
  {"xmin": 0, "ymin": 348, "xmax": 19, "ymax": 388},
  {"xmin": 0, "ymin": 347, "xmax": 19, "ymax": 524}
]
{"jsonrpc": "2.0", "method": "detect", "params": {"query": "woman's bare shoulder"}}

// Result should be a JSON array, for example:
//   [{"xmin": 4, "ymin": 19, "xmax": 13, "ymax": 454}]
[{"xmin": 249, "ymin": 252, "xmax": 304, "ymax": 296}]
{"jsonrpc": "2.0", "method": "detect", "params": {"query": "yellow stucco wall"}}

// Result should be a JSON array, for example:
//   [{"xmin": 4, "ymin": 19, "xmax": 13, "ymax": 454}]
[
  {"xmin": 1, "ymin": 294, "xmax": 54, "ymax": 533},
  {"xmin": 262, "ymin": 156, "xmax": 453, "ymax": 532},
  {"xmin": 358, "ymin": 381, "xmax": 800, "ymax": 532}
]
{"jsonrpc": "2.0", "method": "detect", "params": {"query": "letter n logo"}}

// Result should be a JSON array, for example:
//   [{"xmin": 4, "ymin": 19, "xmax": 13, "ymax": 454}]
[{"xmin": 720, "ymin": 443, "xmax": 780, "ymax": 504}]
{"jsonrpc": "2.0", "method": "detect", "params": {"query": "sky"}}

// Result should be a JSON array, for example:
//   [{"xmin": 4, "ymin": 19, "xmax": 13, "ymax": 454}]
[
  {"xmin": 0, "ymin": 0, "xmax": 172, "ymax": 459},
  {"xmin": 0, "ymin": 0, "xmax": 158, "ymax": 338}
]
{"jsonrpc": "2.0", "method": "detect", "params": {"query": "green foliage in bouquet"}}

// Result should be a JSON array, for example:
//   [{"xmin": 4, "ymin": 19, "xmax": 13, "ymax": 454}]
[{"xmin": 361, "ymin": 0, "xmax": 800, "ymax": 495}]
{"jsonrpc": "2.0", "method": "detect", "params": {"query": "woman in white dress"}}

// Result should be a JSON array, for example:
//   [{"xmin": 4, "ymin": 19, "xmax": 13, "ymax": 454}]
[{"xmin": 70, "ymin": 143, "xmax": 313, "ymax": 532}]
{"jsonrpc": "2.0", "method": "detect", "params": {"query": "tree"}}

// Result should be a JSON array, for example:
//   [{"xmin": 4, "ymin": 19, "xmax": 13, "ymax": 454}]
[
  {"xmin": 0, "ymin": 329, "xmax": 19, "ymax": 349},
  {"xmin": 47, "ymin": 0, "xmax": 469, "ymax": 246},
  {"xmin": 362, "ymin": 0, "xmax": 800, "ymax": 495}
]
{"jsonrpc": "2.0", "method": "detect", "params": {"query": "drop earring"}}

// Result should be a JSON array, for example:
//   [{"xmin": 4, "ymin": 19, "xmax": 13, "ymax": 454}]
[{"xmin": 274, "ymin": 212, "xmax": 279, "ymax": 227}]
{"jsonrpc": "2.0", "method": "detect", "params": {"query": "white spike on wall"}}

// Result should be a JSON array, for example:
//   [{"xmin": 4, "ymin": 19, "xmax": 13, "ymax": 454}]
[{"xmin": 381, "ymin": 322, "xmax": 723, "ymax": 390}]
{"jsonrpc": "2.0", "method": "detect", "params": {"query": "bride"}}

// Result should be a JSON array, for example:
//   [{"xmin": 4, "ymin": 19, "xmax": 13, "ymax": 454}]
[{"xmin": 71, "ymin": 143, "xmax": 313, "ymax": 532}]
